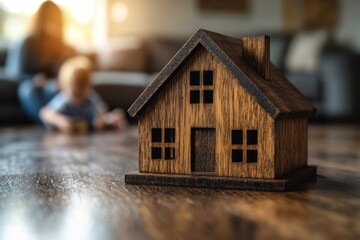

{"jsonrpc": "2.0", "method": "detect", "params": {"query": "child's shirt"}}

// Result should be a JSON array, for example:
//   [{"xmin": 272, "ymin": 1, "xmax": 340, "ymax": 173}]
[{"xmin": 46, "ymin": 90, "xmax": 106, "ymax": 125}]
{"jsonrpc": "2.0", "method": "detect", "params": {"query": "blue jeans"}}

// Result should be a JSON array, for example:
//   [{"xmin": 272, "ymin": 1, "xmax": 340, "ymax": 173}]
[{"xmin": 18, "ymin": 79, "xmax": 58, "ymax": 124}]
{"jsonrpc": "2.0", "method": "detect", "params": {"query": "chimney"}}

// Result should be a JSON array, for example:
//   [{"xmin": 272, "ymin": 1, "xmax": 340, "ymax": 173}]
[{"xmin": 242, "ymin": 35, "xmax": 270, "ymax": 80}]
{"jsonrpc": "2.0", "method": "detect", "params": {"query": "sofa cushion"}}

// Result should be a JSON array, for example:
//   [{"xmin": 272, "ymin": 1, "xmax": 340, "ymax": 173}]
[
  {"xmin": 268, "ymin": 34, "xmax": 291, "ymax": 71},
  {"xmin": 0, "ymin": 45, "xmax": 7, "ymax": 67},
  {"xmin": 96, "ymin": 37, "xmax": 149, "ymax": 72},
  {"xmin": 92, "ymin": 71, "xmax": 151, "ymax": 111},
  {"xmin": 0, "ymin": 104, "xmax": 29, "ymax": 124},
  {"xmin": 147, "ymin": 37, "xmax": 185, "ymax": 73},
  {"xmin": 285, "ymin": 30, "xmax": 329, "ymax": 73},
  {"xmin": 0, "ymin": 79, "xmax": 19, "ymax": 102},
  {"xmin": 92, "ymin": 71, "xmax": 152, "ymax": 86},
  {"xmin": 286, "ymin": 73, "xmax": 320, "ymax": 101}
]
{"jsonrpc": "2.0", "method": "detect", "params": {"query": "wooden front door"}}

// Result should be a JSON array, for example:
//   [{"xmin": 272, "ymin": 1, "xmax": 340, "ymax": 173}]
[{"xmin": 191, "ymin": 128, "xmax": 216, "ymax": 173}]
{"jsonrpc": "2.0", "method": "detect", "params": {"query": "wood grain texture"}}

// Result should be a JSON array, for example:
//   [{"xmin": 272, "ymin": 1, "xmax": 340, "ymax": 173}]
[
  {"xmin": 128, "ymin": 29, "xmax": 316, "ymax": 119},
  {"xmin": 242, "ymin": 35, "xmax": 270, "ymax": 80},
  {"xmin": 0, "ymin": 125, "xmax": 359, "ymax": 239},
  {"xmin": 138, "ymin": 46, "xmax": 276, "ymax": 178},
  {"xmin": 125, "ymin": 166, "xmax": 317, "ymax": 191},
  {"xmin": 191, "ymin": 128, "xmax": 216, "ymax": 173},
  {"xmin": 134, "ymin": 29, "xmax": 316, "ymax": 180},
  {"xmin": 275, "ymin": 118, "xmax": 308, "ymax": 177}
]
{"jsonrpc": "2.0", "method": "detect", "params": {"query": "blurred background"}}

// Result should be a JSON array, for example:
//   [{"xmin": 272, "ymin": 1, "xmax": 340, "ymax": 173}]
[{"xmin": 0, "ymin": 0, "xmax": 360, "ymax": 124}]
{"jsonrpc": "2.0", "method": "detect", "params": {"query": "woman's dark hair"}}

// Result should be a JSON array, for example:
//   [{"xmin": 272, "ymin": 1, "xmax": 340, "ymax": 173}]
[{"xmin": 31, "ymin": 1, "xmax": 63, "ymax": 40}]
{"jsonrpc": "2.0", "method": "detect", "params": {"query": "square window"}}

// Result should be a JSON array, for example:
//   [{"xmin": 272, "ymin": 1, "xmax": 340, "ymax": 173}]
[
  {"xmin": 190, "ymin": 90, "xmax": 200, "ymax": 104},
  {"xmin": 203, "ymin": 90, "xmax": 213, "ymax": 104},
  {"xmin": 152, "ymin": 147, "xmax": 162, "ymax": 159},
  {"xmin": 247, "ymin": 130, "xmax": 258, "ymax": 145},
  {"xmin": 165, "ymin": 128, "xmax": 175, "ymax": 143},
  {"xmin": 165, "ymin": 147, "xmax": 175, "ymax": 160},
  {"xmin": 232, "ymin": 130, "xmax": 243, "ymax": 145},
  {"xmin": 190, "ymin": 71, "xmax": 200, "ymax": 86},
  {"xmin": 152, "ymin": 128, "xmax": 162, "ymax": 142},
  {"xmin": 203, "ymin": 71, "xmax": 213, "ymax": 85},
  {"xmin": 232, "ymin": 149, "xmax": 243, "ymax": 163},
  {"xmin": 247, "ymin": 150, "xmax": 257, "ymax": 163}
]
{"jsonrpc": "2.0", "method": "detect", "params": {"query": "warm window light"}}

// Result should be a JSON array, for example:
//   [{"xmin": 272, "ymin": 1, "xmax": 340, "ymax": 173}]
[
  {"xmin": 0, "ymin": 0, "xmax": 43, "ymax": 15},
  {"xmin": 111, "ymin": 2, "xmax": 128, "ymax": 23},
  {"xmin": 0, "ymin": 0, "xmax": 95, "ymax": 43},
  {"xmin": 67, "ymin": 0, "xmax": 94, "ymax": 25},
  {"xmin": 0, "ymin": 0, "xmax": 94, "ymax": 25}
]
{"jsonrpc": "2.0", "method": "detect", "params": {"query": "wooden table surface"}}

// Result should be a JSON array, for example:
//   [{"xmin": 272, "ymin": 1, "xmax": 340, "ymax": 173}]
[{"xmin": 0, "ymin": 125, "xmax": 359, "ymax": 240}]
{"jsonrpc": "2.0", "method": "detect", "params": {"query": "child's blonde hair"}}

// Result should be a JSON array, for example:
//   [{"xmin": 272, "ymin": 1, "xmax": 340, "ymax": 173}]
[{"xmin": 59, "ymin": 56, "xmax": 93, "ymax": 89}]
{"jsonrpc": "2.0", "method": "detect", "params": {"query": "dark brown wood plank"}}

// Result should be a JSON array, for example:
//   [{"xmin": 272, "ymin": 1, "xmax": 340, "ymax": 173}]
[
  {"xmin": 125, "ymin": 166, "xmax": 317, "ymax": 191},
  {"xmin": 242, "ymin": 35, "xmax": 270, "ymax": 80},
  {"xmin": 0, "ymin": 125, "xmax": 359, "ymax": 239},
  {"xmin": 137, "ymin": 46, "xmax": 277, "ymax": 178},
  {"xmin": 191, "ymin": 128, "xmax": 216, "ymax": 173}
]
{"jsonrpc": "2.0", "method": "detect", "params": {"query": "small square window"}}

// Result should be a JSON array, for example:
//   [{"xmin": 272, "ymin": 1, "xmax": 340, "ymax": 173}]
[
  {"xmin": 190, "ymin": 90, "xmax": 200, "ymax": 104},
  {"xmin": 232, "ymin": 149, "xmax": 243, "ymax": 163},
  {"xmin": 152, "ymin": 147, "xmax": 162, "ymax": 160},
  {"xmin": 203, "ymin": 90, "xmax": 213, "ymax": 104},
  {"xmin": 247, "ymin": 130, "xmax": 258, "ymax": 145},
  {"xmin": 165, "ymin": 128, "xmax": 175, "ymax": 143},
  {"xmin": 152, "ymin": 128, "xmax": 162, "ymax": 142},
  {"xmin": 232, "ymin": 130, "xmax": 243, "ymax": 145},
  {"xmin": 165, "ymin": 148, "xmax": 175, "ymax": 160},
  {"xmin": 190, "ymin": 71, "xmax": 200, "ymax": 86},
  {"xmin": 203, "ymin": 71, "xmax": 213, "ymax": 85},
  {"xmin": 247, "ymin": 150, "xmax": 257, "ymax": 163}
]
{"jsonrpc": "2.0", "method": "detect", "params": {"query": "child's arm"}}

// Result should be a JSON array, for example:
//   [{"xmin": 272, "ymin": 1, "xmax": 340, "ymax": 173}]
[
  {"xmin": 89, "ymin": 91, "xmax": 129, "ymax": 130},
  {"xmin": 40, "ymin": 107, "xmax": 74, "ymax": 133},
  {"xmin": 41, "ymin": 92, "xmax": 75, "ymax": 133},
  {"xmin": 93, "ymin": 108, "xmax": 129, "ymax": 130},
  {"xmin": 89, "ymin": 91, "xmax": 107, "ymax": 130},
  {"xmin": 104, "ymin": 109, "xmax": 129, "ymax": 130},
  {"xmin": 92, "ymin": 107, "xmax": 107, "ymax": 130}
]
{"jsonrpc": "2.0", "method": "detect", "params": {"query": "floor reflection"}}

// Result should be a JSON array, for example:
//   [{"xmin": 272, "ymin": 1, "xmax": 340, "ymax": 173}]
[
  {"xmin": 60, "ymin": 193, "xmax": 104, "ymax": 240},
  {"xmin": 0, "ymin": 204, "xmax": 37, "ymax": 240},
  {"xmin": 0, "ymin": 125, "xmax": 358, "ymax": 239}
]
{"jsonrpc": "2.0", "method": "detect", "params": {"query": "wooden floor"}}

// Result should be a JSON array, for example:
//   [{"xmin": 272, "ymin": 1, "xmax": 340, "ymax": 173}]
[{"xmin": 0, "ymin": 124, "xmax": 359, "ymax": 240}]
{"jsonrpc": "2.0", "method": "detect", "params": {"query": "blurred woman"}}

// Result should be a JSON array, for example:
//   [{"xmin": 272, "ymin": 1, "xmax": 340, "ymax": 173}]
[{"xmin": 17, "ymin": 1, "xmax": 75, "ymax": 123}]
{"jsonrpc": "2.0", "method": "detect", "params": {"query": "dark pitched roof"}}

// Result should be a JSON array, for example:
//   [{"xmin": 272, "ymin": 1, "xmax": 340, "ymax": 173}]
[{"xmin": 128, "ymin": 29, "xmax": 316, "ymax": 119}]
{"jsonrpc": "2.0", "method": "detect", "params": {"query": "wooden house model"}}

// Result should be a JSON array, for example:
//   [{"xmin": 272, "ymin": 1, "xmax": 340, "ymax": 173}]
[{"xmin": 125, "ymin": 29, "xmax": 317, "ymax": 191}]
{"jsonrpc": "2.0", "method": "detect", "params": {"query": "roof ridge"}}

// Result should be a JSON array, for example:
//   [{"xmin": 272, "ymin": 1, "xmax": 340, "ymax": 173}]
[
  {"xmin": 199, "ymin": 30, "xmax": 279, "ymax": 117},
  {"xmin": 128, "ymin": 29, "xmax": 316, "ymax": 119}
]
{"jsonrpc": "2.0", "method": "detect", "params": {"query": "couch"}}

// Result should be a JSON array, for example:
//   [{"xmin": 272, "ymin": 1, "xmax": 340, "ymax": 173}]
[
  {"xmin": 268, "ymin": 31, "xmax": 360, "ymax": 119},
  {"xmin": 0, "ymin": 33, "xmax": 359, "ymax": 124},
  {"xmin": 0, "ymin": 45, "xmax": 30, "ymax": 123},
  {"xmin": 93, "ymin": 33, "xmax": 360, "ymax": 120}
]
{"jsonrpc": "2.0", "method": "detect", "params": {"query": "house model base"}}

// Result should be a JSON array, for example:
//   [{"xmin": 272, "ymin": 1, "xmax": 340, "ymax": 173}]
[{"xmin": 125, "ymin": 166, "xmax": 316, "ymax": 191}]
